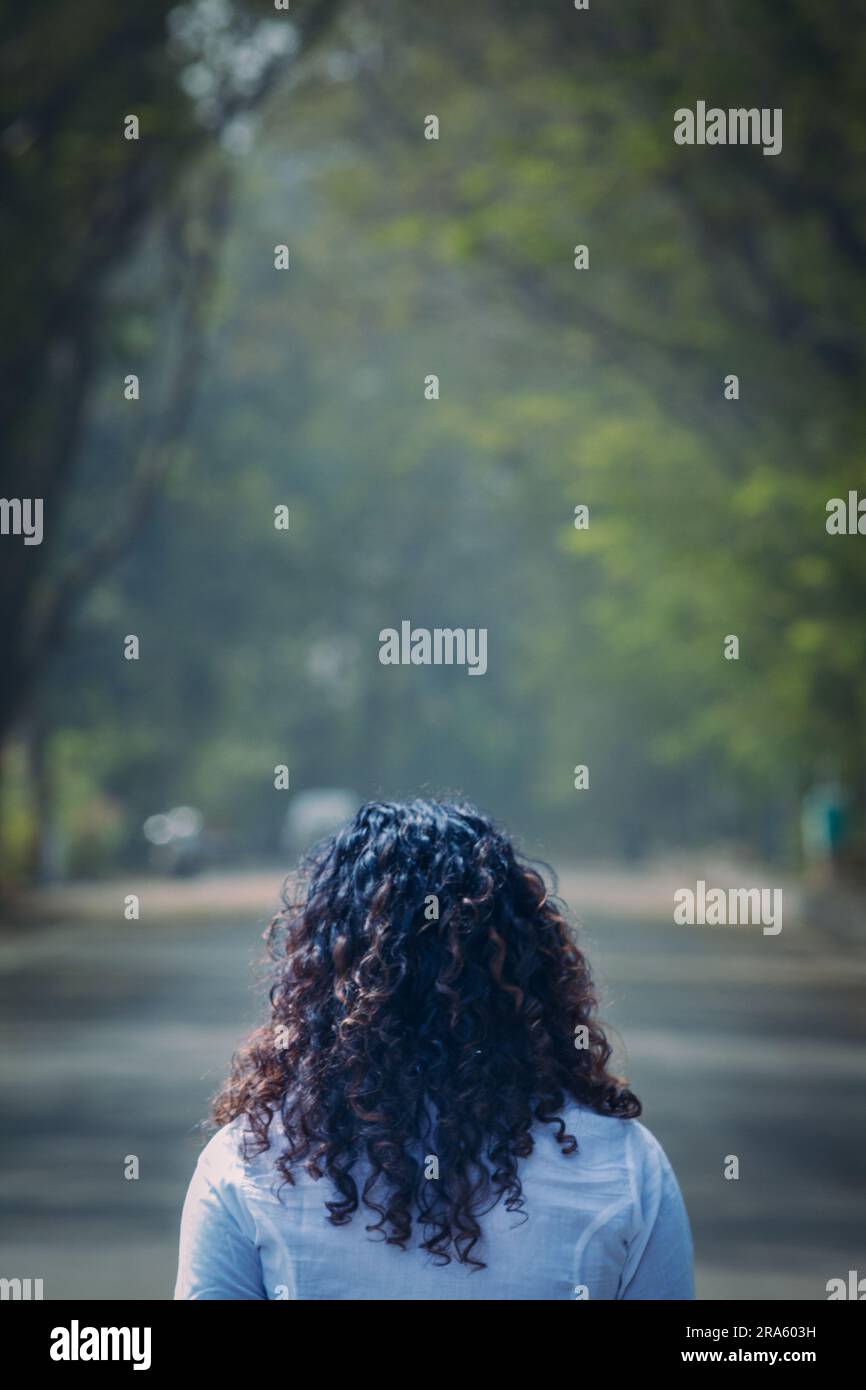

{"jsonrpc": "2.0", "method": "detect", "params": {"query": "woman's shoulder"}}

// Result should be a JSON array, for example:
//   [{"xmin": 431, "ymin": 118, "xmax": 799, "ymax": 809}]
[
  {"xmin": 556, "ymin": 1100, "xmax": 673, "ymax": 1170},
  {"xmin": 192, "ymin": 1105, "xmax": 676, "ymax": 1197},
  {"xmin": 191, "ymin": 1116, "xmax": 271, "ymax": 1188}
]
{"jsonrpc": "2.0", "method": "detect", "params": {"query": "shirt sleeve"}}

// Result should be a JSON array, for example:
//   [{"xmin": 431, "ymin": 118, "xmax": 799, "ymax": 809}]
[
  {"xmin": 618, "ymin": 1124, "xmax": 695, "ymax": 1300},
  {"xmin": 174, "ymin": 1128, "xmax": 268, "ymax": 1300}
]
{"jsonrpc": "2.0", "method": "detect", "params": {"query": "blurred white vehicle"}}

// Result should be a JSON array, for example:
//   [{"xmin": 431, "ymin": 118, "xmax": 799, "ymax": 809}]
[
  {"xmin": 143, "ymin": 805, "xmax": 206, "ymax": 876},
  {"xmin": 282, "ymin": 788, "xmax": 359, "ymax": 858}
]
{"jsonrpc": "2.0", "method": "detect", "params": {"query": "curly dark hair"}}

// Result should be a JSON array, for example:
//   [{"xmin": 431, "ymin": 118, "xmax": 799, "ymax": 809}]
[{"xmin": 213, "ymin": 798, "xmax": 640, "ymax": 1269}]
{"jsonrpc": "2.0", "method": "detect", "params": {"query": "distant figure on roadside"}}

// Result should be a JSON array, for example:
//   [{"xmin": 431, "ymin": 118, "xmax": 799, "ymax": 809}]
[
  {"xmin": 175, "ymin": 798, "xmax": 694, "ymax": 1300},
  {"xmin": 801, "ymin": 777, "xmax": 849, "ymax": 882}
]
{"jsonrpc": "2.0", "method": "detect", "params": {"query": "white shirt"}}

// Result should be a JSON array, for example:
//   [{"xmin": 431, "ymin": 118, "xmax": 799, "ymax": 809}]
[{"xmin": 175, "ymin": 1102, "xmax": 694, "ymax": 1300}]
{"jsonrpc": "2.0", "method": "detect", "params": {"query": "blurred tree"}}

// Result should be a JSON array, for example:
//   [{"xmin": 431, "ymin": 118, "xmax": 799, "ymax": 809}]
[{"xmin": 0, "ymin": 0, "xmax": 340, "ymax": 743}]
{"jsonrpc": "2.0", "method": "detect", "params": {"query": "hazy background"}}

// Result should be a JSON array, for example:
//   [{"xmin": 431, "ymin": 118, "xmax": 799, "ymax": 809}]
[{"xmin": 1, "ymin": 0, "xmax": 865, "ymax": 1300}]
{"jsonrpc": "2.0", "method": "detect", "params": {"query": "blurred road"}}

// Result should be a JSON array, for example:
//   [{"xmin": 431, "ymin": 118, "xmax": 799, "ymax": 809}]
[{"xmin": 1, "ymin": 868, "xmax": 864, "ymax": 1300}]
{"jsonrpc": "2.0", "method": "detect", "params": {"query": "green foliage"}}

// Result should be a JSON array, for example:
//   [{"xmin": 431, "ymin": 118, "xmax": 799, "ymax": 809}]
[{"xmin": 8, "ymin": 0, "xmax": 866, "ymax": 875}]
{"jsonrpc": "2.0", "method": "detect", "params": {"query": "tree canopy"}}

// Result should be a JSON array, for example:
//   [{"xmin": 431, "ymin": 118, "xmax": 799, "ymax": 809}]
[{"xmin": 3, "ymin": 0, "xmax": 864, "ymax": 881}]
